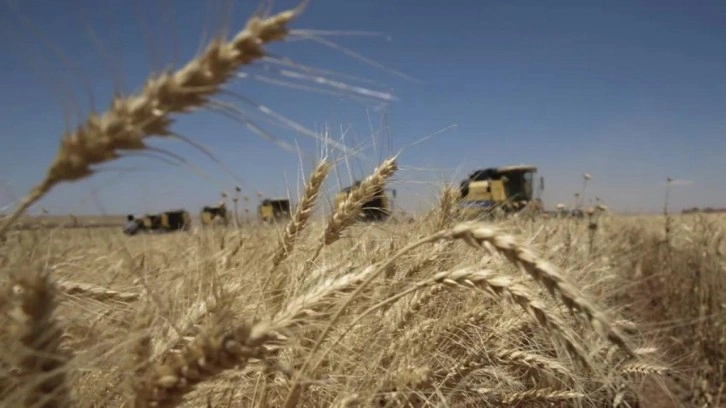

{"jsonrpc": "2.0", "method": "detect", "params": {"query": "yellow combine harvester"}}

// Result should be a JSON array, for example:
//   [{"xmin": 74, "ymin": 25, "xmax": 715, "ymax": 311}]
[
  {"xmin": 200, "ymin": 201, "xmax": 229, "ymax": 226},
  {"xmin": 458, "ymin": 164, "xmax": 544, "ymax": 217},
  {"xmin": 333, "ymin": 181, "xmax": 396, "ymax": 222},
  {"xmin": 258, "ymin": 198, "xmax": 291, "ymax": 223},
  {"xmin": 123, "ymin": 209, "xmax": 192, "ymax": 236}
]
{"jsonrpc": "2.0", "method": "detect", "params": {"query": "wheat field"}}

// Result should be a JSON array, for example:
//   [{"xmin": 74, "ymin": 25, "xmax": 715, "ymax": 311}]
[
  {"xmin": 1, "ymin": 1, "xmax": 725, "ymax": 407},
  {"xmin": 2, "ymin": 204, "xmax": 725, "ymax": 407}
]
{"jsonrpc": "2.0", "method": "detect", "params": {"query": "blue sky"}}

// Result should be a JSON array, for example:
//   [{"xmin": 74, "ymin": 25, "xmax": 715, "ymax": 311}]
[{"xmin": 1, "ymin": 0, "xmax": 724, "ymax": 216}]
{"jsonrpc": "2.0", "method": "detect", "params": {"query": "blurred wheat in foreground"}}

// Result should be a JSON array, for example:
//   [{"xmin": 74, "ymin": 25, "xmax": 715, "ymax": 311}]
[{"xmin": 1, "ymin": 2, "xmax": 725, "ymax": 408}]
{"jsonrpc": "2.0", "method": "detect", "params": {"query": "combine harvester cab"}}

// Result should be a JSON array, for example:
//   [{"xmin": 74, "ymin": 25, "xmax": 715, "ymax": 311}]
[
  {"xmin": 334, "ymin": 181, "xmax": 397, "ymax": 222},
  {"xmin": 459, "ymin": 164, "xmax": 543, "ymax": 217},
  {"xmin": 162, "ymin": 209, "xmax": 192, "ymax": 231},
  {"xmin": 200, "ymin": 201, "xmax": 229, "ymax": 226},
  {"xmin": 258, "ymin": 198, "xmax": 292, "ymax": 223},
  {"xmin": 123, "ymin": 209, "xmax": 191, "ymax": 235}
]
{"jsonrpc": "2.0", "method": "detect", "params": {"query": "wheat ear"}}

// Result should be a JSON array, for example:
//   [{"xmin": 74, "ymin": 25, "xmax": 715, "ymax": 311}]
[
  {"xmin": 56, "ymin": 280, "xmax": 141, "ymax": 302},
  {"xmin": 4, "ymin": 269, "xmax": 72, "ymax": 408},
  {"xmin": 433, "ymin": 268, "xmax": 593, "ymax": 370},
  {"xmin": 345, "ymin": 267, "xmax": 593, "ymax": 371},
  {"xmin": 444, "ymin": 221, "xmax": 636, "ymax": 358},
  {"xmin": 301, "ymin": 157, "xmax": 398, "ymax": 273},
  {"xmin": 270, "ymin": 159, "xmax": 330, "ymax": 270},
  {"xmin": 131, "ymin": 324, "xmax": 274, "ymax": 408},
  {"xmin": 324, "ymin": 156, "xmax": 398, "ymax": 245},
  {"xmin": 125, "ymin": 310, "xmax": 154, "ymax": 402},
  {"xmin": 0, "ymin": 6, "xmax": 304, "ymax": 240},
  {"xmin": 261, "ymin": 160, "xmax": 330, "ymax": 318},
  {"xmin": 433, "ymin": 184, "xmax": 460, "ymax": 230},
  {"xmin": 134, "ymin": 266, "xmax": 376, "ymax": 407},
  {"xmin": 475, "ymin": 388, "xmax": 585, "ymax": 404}
]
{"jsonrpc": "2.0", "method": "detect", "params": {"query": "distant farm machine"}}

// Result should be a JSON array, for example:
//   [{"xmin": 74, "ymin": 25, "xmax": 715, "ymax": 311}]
[
  {"xmin": 458, "ymin": 164, "xmax": 544, "ymax": 217},
  {"xmin": 334, "ymin": 181, "xmax": 397, "ymax": 222},
  {"xmin": 200, "ymin": 201, "xmax": 229, "ymax": 226},
  {"xmin": 258, "ymin": 198, "xmax": 292, "ymax": 223},
  {"xmin": 123, "ymin": 209, "xmax": 192, "ymax": 236}
]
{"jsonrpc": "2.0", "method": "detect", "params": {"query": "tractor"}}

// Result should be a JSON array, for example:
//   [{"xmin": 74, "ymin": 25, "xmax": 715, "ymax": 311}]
[
  {"xmin": 258, "ymin": 198, "xmax": 292, "ymax": 223},
  {"xmin": 123, "ymin": 209, "xmax": 192, "ymax": 236},
  {"xmin": 200, "ymin": 201, "xmax": 229, "ymax": 226},
  {"xmin": 458, "ymin": 164, "xmax": 544, "ymax": 217}
]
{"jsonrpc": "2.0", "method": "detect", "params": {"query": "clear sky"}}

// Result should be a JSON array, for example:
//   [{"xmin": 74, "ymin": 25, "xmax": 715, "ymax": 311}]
[{"xmin": 1, "ymin": 0, "xmax": 724, "ymax": 216}]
